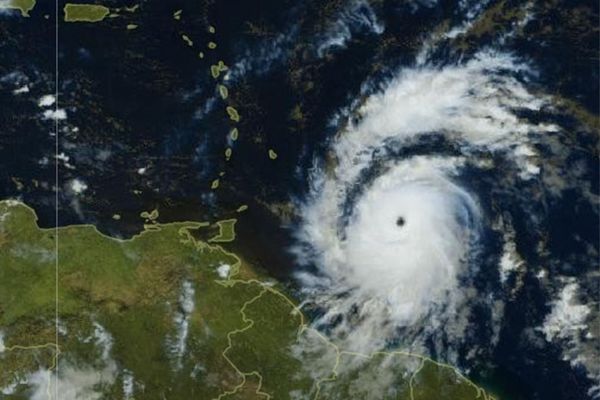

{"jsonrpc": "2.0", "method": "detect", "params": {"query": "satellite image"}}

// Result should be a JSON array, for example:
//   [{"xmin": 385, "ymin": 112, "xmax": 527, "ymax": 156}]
[{"xmin": 0, "ymin": 0, "xmax": 598, "ymax": 399}]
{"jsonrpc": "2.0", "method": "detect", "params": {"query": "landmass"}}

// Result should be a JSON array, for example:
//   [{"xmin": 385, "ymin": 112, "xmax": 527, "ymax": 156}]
[
  {"xmin": 0, "ymin": 200, "xmax": 494, "ymax": 399},
  {"xmin": 63, "ymin": 3, "xmax": 109, "ymax": 22},
  {"xmin": 209, "ymin": 219, "xmax": 237, "ymax": 243},
  {"xmin": 0, "ymin": 0, "xmax": 36, "ymax": 17}
]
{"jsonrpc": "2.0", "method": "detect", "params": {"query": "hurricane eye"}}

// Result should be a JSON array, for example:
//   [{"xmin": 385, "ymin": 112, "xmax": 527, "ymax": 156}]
[{"xmin": 396, "ymin": 216, "xmax": 406, "ymax": 227}]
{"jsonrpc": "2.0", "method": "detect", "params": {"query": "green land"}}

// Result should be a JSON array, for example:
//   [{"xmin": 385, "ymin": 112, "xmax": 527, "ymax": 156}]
[
  {"xmin": 0, "ymin": 0, "xmax": 36, "ymax": 17},
  {"xmin": 0, "ymin": 200, "xmax": 493, "ymax": 399},
  {"xmin": 209, "ymin": 219, "xmax": 237, "ymax": 243},
  {"xmin": 64, "ymin": 3, "xmax": 109, "ymax": 22}
]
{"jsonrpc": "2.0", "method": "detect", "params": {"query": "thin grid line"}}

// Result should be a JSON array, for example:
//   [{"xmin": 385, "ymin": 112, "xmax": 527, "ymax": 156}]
[{"xmin": 54, "ymin": 0, "xmax": 59, "ymax": 399}]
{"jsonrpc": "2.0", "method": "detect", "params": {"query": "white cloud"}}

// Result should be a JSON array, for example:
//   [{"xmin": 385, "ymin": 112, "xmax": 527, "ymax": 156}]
[
  {"xmin": 13, "ymin": 85, "xmax": 29, "ymax": 94},
  {"xmin": 92, "ymin": 321, "xmax": 114, "ymax": 362},
  {"xmin": 498, "ymin": 223, "xmax": 525, "ymax": 283},
  {"xmin": 295, "ymin": 50, "xmax": 557, "ymax": 353},
  {"xmin": 540, "ymin": 281, "xmax": 599, "ymax": 392},
  {"xmin": 70, "ymin": 179, "xmax": 88, "ymax": 195},
  {"xmin": 168, "ymin": 280, "xmax": 195, "ymax": 369},
  {"xmin": 38, "ymin": 95, "xmax": 56, "ymax": 107},
  {"xmin": 316, "ymin": 0, "xmax": 384, "ymax": 57},
  {"xmin": 42, "ymin": 109, "xmax": 67, "ymax": 120},
  {"xmin": 541, "ymin": 282, "xmax": 590, "ymax": 343},
  {"xmin": 27, "ymin": 365, "xmax": 116, "ymax": 400},
  {"xmin": 216, "ymin": 264, "xmax": 231, "ymax": 279},
  {"xmin": 122, "ymin": 369, "xmax": 134, "ymax": 399}
]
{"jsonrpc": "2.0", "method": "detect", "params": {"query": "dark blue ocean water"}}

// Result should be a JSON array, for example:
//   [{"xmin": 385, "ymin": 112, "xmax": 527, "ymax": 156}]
[{"xmin": 0, "ymin": 1, "xmax": 597, "ymax": 398}]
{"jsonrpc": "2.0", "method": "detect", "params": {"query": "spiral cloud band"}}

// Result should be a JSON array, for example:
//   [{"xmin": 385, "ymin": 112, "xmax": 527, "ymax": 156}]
[
  {"xmin": 342, "ymin": 157, "xmax": 479, "ymax": 325},
  {"xmin": 295, "ymin": 51, "xmax": 558, "ymax": 354}
]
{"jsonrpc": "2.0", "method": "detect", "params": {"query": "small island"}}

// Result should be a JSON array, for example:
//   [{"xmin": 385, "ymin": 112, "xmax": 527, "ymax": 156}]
[{"xmin": 64, "ymin": 3, "xmax": 109, "ymax": 22}]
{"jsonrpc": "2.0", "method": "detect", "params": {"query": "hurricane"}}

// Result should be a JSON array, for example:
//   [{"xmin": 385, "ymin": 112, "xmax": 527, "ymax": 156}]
[
  {"xmin": 294, "ymin": 40, "xmax": 598, "ymax": 389},
  {"xmin": 0, "ymin": 0, "xmax": 597, "ymax": 398}
]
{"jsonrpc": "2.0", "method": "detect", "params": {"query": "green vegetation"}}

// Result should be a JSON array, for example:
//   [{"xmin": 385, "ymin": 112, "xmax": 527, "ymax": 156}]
[
  {"xmin": 230, "ymin": 127, "xmax": 239, "ymax": 141},
  {"xmin": 219, "ymin": 85, "xmax": 229, "ymax": 100},
  {"xmin": 0, "ymin": 200, "xmax": 494, "ymax": 399},
  {"xmin": 211, "ymin": 61, "xmax": 229, "ymax": 79},
  {"xmin": 209, "ymin": 219, "xmax": 237, "ymax": 243},
  {"xmin": 140, "ymin": 208, "xmax": 159, "ymax": 221},
  {"xmin": 226, "ymin": 106, "xmax": 241, "ymax": 122},
  {"xmin": 181, "ymin": 34, "xmax": 193, "ymax": 47},
  {"xmin": 290, "ymin": 104, "xmax": 304, "ymax": 121},
  {"xmin": 0, "ymin": 0, "xmax": 36, "ymax": 16},
  {"xmin": 64, "ymin": 3, "xmax": 110, "ymax": 22},
  {"xmin": 318, "ymin": 351, "xmax": 491, "ymax": 400}
]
